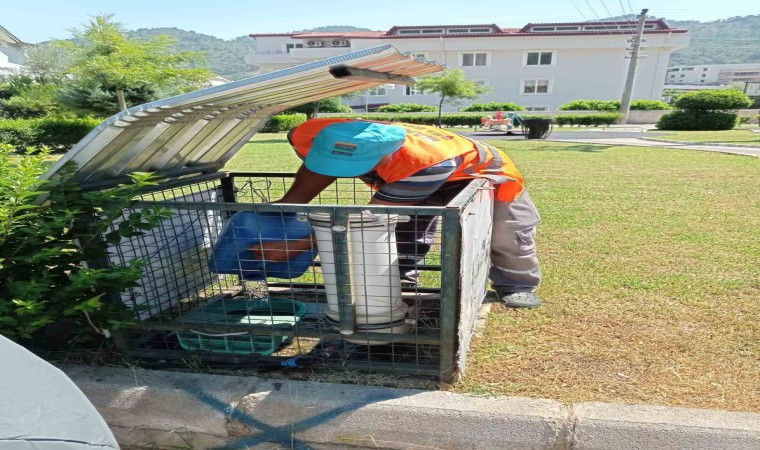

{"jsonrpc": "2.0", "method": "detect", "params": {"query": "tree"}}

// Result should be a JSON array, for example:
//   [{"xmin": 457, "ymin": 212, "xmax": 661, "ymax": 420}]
[
  {"xmin": 414, "ymin": 69, "xmax": 489, "ymax": 126},
  {"xmin": 55, "ymin": 14, "xmax": 212, "ymax": 111},
  {"xmin": 23, "ymin": 43, "xmax": 70, "ymax": 84}
]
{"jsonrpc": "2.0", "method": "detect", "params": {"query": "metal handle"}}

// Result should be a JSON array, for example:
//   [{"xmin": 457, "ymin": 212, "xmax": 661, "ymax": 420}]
[{"xmin": 188, "ymin": 329, "xmax": 249, "ymax": 337}]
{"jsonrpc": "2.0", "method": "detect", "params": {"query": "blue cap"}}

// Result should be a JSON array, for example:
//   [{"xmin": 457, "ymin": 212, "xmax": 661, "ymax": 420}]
[{"xmin": 305, "ymin": 121, "xmax": 406, "ymax": 177}]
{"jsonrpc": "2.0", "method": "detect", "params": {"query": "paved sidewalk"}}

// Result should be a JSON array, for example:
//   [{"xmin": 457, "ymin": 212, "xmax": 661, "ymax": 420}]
[
  {"xmin": 60, "ymin": 364, "xmax": 760, "ymax": 449},
  {"xmin": 547, "ymin": 136, "xmax": 760, "ymax": 158}
]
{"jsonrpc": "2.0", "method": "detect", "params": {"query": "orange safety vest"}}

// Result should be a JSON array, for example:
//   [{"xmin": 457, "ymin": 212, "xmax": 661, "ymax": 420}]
[{"xmin": 289, "ymin": 118, "xmax": 525, "ymax": 202}]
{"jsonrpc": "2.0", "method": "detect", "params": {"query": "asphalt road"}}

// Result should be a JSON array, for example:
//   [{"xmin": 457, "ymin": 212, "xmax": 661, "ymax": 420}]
[{"xmin": 460, "ymin": 130, "xmax": 650, "ymax": 141}]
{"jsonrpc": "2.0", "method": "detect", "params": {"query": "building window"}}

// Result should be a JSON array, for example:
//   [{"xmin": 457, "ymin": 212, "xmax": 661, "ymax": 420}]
[
  {"xmin": 404, "ymin": 85, "xmax": 422, "ymax": 95},
  {"xmin": 525, "ymin": 51, "xmax": 554, "ymax": 66},
  {"xmin": 409, "ymin": 52, "xmax": 428, "ymax": 60},
  {"xmin": 461, "ymin": 52, "xmax": 488, "ymax": 67},
  {"xmin": 367, "ymin": 87, "xmax": 387, "ymax": 96},
  {"xmin": 700, "ymin": 80, "xmax": 705, "ymax": 83},
  {"xmin": 421, "ymin": 29, "xmax": 444, "ymax": 34},
  {"xmin": 703, "ymin": 67, "xmax": 709, "ymax": 71},
  {"xmin": 525, "ymin": 106, "xmax": 548, "ymax": 111},
  {"xmin": 682, "ymin": 67, "xmax": 694, "ymax": 71},
  {"xmin": 670, "ymin": 74, "xmax": 675, "ymax": 78},
  {"xmin": 701, "ymin": 74, "xmax": 707, "ymax": 77},
  {"xmin": 399, "ymin": 30, "xmax": 421, "ymax": 35},
  {"xmin": 284, "ymin": 43, "xmax": 303, "ymax": 53},
  {"xmin": 680, "ymin": 74, "xmax": 685, "ymax": 78},
  {"xmin": 522, "ymin": 79, "xmax": 551, "ymax": 94}
]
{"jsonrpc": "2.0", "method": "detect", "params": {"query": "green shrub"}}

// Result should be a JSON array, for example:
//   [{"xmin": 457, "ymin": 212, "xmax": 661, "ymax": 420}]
[
  {"xmin": 35, "ymin": 117, "xmax": 101, "ymax": 148},
  {"xmin": 461, "ymin": 102, "xmax": 525, "ymax": 112},
  {"xmin": 558, "ymin": 100, "xmax": 620, "ymax": 111},
  {"xmin": 260, "ymin": 113, "xmax": 307, "ymax": 132},
  {"xmin": 656, "ymin": 111, "xmax": 739, "ymax": 130},
  {"xmin": 0, "ymin": 144, "xmax": 169, "ymax": 342},
  {"xmin": 554, "ymin": 113, "xmax": 622, "ymax": 127},
  {"xmin": 674, "ymin": 90, "xmax": 752, "ymax": 112},
  {"xmin": 630, "ymin": 99, "xmax": 672, "ymax": 110},
  {"xmin": 376, "ymin": 103, "xmax": 437, "ymax": 112},
  {"xmin": 737, "ymin": 116, "xmax": 750, "ymax": 125},
  {"xmin": 0, "ymin": 117, "xmax": 101, "ymax": 150},
  {"xmin": 0, "ymin": 119, "xmax": 37, "ymax": 148},
  {"xmin": 0, "ymin": 83, "xmax": 62, "ymax": 119}
]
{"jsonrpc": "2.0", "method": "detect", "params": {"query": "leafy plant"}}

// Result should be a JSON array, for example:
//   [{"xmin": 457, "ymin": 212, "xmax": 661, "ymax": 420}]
[
  {"xmin": 0, "ymin": 144, "xmax": 170, "ymax": 342},
  {"xmin": 656, "ymin": 111, "xmax": 739, "ymax": 131},
  {"xmin": 260, "ymin": 113, "xmax": 307, "ymax": 132},
  {"xmin": 673, "ymin": 89, "xmax": 753, "ymax": 112},
  {"xmin": 657, "ymin": 89, "xmax": 751, "ymax": 130},
  {"xmin": 461, "ymin": 102, "xmax": 525, "ymax": 112},
  {"xmin": 376, "ymin": 103, "xmax": 437, "ymax": 112},
  {"xmin": 559, "ymin": 100, "xmax": 620, "ymax": 111},
  {"xmin": 630, "ymin": 100, "xmax": 672, "ymax": 110},
  {"xmin": 0, "ymin": 117, "xmax": 101, "ymax": 151}
]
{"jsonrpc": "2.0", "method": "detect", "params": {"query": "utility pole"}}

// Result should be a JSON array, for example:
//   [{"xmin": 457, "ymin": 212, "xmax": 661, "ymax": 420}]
[{"xmin": 619, "ymin": 8, "xmax": 649, "ymax": 124}]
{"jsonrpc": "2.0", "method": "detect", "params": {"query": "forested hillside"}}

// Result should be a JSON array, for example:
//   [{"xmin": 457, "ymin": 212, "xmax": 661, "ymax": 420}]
[{"xmin": 667, "ymin": 15, "xmax": 760, "ymax": 65}]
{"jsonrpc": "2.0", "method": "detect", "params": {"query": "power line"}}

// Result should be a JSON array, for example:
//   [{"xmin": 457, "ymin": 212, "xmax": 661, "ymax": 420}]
[
  {"xmin": 569, "ymin": 0, "xmax": 590, "ymax": 21},
  {"xmin": 584, "ymin": 0, "xmax": 603, "ymax": 21},
  {"xmin": 598, "ymin": 0, "xmax": 615, "ymax": 19}
]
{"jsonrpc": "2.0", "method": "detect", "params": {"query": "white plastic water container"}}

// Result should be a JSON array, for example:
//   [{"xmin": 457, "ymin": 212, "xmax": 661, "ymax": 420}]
[{"xmin": 308, "ymin": 211, "xmax": 409, "ymax": 344}]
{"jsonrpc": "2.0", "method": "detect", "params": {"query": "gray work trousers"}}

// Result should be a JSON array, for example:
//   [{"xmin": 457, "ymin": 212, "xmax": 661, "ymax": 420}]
[{"xmin": 396, "ymin": 181, "xmax": 542, "ymax": 293}]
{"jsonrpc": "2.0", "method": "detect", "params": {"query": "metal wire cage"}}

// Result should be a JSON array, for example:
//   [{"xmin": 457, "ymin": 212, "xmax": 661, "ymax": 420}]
[{"xmin": 107, "ymin": 172, "xmax": 493, "ymax": 383}]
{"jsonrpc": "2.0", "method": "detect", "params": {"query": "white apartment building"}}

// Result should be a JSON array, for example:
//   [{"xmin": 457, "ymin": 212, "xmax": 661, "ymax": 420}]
[
  {"xmin": 0, "ymin": 26, "xmax": 27, "ymax": 75},
  {"xmin": 666, "ymin": 63, "xmax": 760, "ymax": 86},
  {"xmin": 247, "ymin": 21, "xmax": 690, "ymax": 111}
]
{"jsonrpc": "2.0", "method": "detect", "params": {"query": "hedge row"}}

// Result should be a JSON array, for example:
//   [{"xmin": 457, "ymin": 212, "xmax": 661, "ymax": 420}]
[
  {"xmin": 317, "ymin": 113, "xmax": 550, "ymax": 127},
  {"xmin": 0, "ymin": 117, "xmax": 102, "ymax": 150},
  {"xmin": 554, "ymin": 113, "xmax": 623, "ymax": 127},
  {"xmin": 558, "ymin": 99, "xmax": 671, "ymax": 111},
  {"xmin": 376, "ymin": 103, "xmax": 437, "ymax": 112},
  {"xmin": 461, "ymin": 102, "xmax": 525, "ymax": 112}
]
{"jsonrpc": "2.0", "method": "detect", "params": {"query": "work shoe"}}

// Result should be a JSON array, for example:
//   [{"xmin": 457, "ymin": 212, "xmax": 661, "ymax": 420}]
[{"xmin": 496, "ymin": 291, "xmax": 542, "ymax": 309}]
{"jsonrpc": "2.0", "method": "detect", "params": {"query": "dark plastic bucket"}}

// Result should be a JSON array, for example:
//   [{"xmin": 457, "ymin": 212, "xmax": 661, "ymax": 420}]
[
  {"xmin": 208, "ymin": 211, "xmax": 317, "ymax": 280},
  {"xmin": 523, "ymin": 118, "xmax": 553, "ymax": 139}
]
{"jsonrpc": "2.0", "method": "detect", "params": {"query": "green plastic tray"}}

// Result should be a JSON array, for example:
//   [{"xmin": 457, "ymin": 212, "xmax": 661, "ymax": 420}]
[{"xmin": 176, "ymin": 298, "xmax": 307, "ymax": 355}]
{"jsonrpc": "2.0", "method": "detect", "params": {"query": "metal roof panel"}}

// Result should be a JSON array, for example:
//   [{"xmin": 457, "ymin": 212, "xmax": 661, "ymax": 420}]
[{"xmin": 42, "ymin": 44, "xmax": 444, "ymax": 188}]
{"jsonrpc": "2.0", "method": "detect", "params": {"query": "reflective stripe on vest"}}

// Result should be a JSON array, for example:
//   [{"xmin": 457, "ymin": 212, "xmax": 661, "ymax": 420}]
[{"xmin": 288, "ymin": 119, "xmax": 525, "ymax": 202}]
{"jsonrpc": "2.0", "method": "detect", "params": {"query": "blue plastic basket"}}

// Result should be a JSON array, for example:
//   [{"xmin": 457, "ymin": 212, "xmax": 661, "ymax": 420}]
[
  {"xmin": 176, "ymin": 298, "xmax": 307, "ymax": 355},
  {"xmin": 208, "ymin": 211, "xmax": 317, "ymax": 280}
]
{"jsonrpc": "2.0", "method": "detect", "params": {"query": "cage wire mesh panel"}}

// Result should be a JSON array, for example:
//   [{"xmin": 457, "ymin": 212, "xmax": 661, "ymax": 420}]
[
  {"xmin": 110, "ymin": 185, "xmax": 224, "ymax": 319},
  {"xmin": 455, "ymin": 180, "xmax": 494, "ymax": 373},
  {"xmin": 109, "ymin": 173, "xmax": 488, "ymax": 380}
]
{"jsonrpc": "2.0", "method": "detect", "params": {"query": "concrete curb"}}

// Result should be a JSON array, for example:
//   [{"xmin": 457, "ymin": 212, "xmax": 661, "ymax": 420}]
[
  {"xmin": 638, "ymin": 136, "xmax": 760, "ymax": 149},
  {"xmin": 60, "ymin": 364, "xmax": 759, "ymax": 449}
]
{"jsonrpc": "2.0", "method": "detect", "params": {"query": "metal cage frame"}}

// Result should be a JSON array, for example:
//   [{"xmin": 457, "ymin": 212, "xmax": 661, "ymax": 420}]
[{"xmin": 104, "ymin": 172, "xmax": 492, "ymax": 383}]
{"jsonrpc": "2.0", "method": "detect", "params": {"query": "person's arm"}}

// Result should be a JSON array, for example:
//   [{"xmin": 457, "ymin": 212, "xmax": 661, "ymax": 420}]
[
  {"xmin": 250, "ymin": 164, "xmax": 334, "ymax": 261},
  {"xmin": 275, "ymin": 163, "xmax": 337, "ymax": 204}
]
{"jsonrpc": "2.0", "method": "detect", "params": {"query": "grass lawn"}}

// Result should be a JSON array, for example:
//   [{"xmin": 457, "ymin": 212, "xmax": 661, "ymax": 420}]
[
  {"xmin": 229, "ymin": 133, "xmax": 759, "ymax": 412},
  {"xmin": 649, "ymin": 129, "xmax": 760, "ymax": 144}
]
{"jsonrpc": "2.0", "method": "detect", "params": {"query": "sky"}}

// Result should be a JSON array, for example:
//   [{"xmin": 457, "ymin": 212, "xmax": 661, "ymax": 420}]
[{"xmin": 2, "ymin": 0, "xmax": 758, "ymax": 43}]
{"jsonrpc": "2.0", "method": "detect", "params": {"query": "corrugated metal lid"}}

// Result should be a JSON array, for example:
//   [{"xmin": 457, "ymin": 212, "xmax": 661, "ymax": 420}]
[{"xmin": 42, "ymin": 44, "xmax": 444, "ymax": 189}]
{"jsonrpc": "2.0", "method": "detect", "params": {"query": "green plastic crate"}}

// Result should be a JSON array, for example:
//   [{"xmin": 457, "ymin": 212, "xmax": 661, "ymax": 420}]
[{"xmin": 176, "ymin": 298, "xmax": 307, "ymax": 355}]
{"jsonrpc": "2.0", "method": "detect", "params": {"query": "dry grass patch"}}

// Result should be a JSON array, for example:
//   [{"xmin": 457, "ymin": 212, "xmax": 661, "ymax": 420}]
[{"xmin": 459, "ymin": 142, "xmax": 759, "ymax": 412}]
